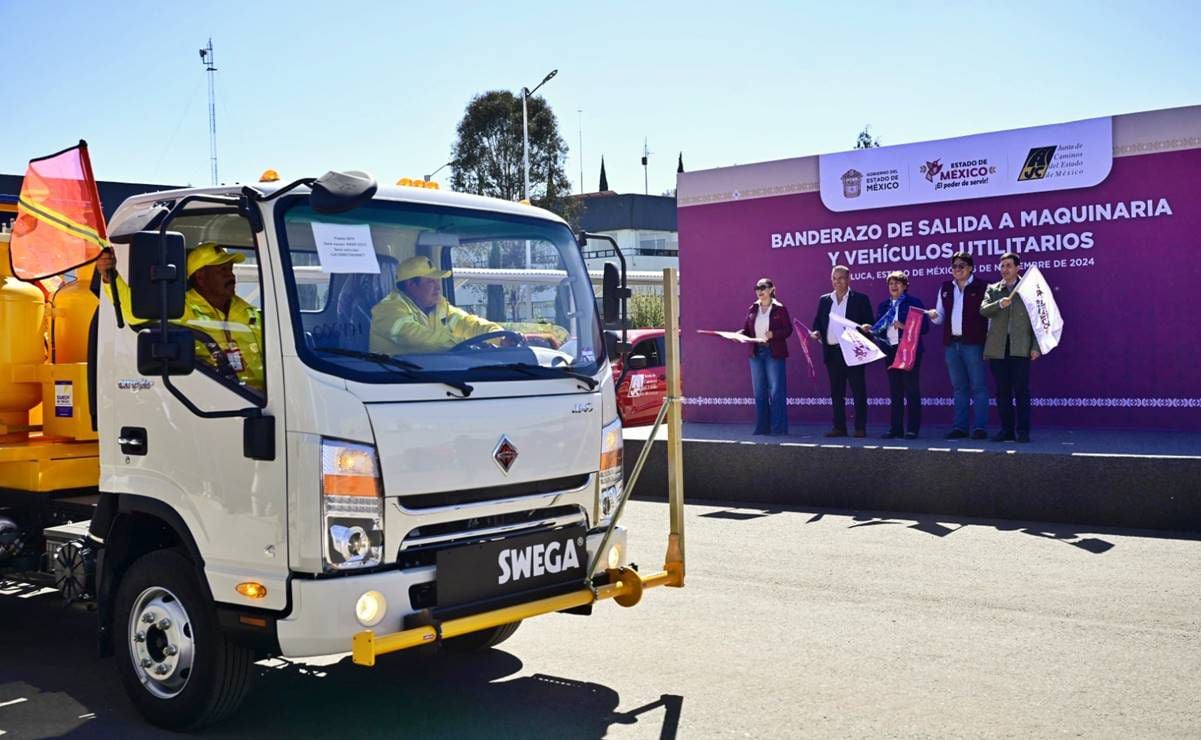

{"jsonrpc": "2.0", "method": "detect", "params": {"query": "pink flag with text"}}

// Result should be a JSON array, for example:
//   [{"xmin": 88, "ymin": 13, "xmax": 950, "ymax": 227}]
[{"xmin": 888, "ymin": 312, "xmax": 924, "ymax": 371}]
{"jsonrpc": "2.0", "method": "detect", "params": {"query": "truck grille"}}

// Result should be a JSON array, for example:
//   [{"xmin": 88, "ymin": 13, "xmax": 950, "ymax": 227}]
[
  {"xmin": 395, "ymin": 474, "xmax": 591, "ymax": 510},
  {"xmin": 396, "ymin": 504, "xmax": 587, "ymax": 569}
]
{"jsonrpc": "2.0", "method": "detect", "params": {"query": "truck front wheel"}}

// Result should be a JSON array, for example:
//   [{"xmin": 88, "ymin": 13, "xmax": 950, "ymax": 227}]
[{"xmin": 113, "ymin": 549, "xmax": 255, "ymax": 730}]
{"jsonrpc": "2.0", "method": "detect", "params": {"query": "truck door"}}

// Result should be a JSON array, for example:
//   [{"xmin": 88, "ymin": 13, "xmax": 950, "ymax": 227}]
[{"xmin": 98, "ymin": 213, "xmax": 290, "ymax": 611}]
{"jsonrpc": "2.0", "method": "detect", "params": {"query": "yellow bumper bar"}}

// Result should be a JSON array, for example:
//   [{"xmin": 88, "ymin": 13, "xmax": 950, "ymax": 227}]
[{"xmin": 352, "ymin": 562, "xmax": 682, "ymax": 667}]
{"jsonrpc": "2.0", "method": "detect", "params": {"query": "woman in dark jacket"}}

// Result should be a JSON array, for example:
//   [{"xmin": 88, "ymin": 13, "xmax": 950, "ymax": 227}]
[
  {"xmin": 741, "ymin": 277, "xmax": 793, "ymax": 435},
  {"xmin": 866, "ymin": 271, "xmax": 928, "ymax": 439}
]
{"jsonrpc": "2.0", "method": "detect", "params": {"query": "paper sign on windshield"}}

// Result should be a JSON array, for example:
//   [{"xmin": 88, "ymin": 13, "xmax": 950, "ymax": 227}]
[{"xmin": 310, "ymin": 222, "xmax": 380, "ymax": 273}]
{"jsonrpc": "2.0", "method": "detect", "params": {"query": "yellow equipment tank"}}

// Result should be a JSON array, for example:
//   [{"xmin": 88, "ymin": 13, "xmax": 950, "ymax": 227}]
[
  {"xmin": 51, "ymin": 266, "xmax": 98, "ymax": 363},
  {"xmin": 0, "ymin": 230, "xmax": 46, "ymax": 442},
  {"xmin": 0, "ymin": 227, "xmax": 99, "ymax": 490}
]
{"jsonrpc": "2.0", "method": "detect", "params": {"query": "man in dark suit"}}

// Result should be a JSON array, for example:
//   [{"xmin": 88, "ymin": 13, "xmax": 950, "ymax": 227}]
[{"xmin": 809, "ymin": 265, "xmax": 875, "ymax": 437}]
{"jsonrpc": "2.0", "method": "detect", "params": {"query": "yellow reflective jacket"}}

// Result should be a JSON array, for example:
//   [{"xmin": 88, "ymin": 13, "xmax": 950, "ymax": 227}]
[
  {"xmin": 370, "ymin": 290, "xmax": 502, "ymax": 355},
  {"xmin": 111, "ymin": 278, "xmax": 265, "ymax": 393}
]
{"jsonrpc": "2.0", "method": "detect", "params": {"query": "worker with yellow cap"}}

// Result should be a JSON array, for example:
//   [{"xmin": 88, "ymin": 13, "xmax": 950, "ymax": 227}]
[
  {"xmin": 97, "ymin": 243, "xmax": 265, "ymax": 394},
  {"xmin": 370, "ymin": 255, "xmax": 504, "ymax": 355}
]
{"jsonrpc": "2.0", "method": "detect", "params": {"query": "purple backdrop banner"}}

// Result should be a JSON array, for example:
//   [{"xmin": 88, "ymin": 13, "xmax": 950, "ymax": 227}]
[{"xmin": 677, "ymin": 108, "xmax": 1201, "ymax": 430}]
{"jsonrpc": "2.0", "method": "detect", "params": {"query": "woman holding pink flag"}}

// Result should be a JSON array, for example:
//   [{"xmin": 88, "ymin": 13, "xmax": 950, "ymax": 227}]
[
  {"xmin": 865, "ymin": 271, "xmax": 927, "ymax": 439},
  {"xmin": 741, "ymin": 277, "xmax": 793, "ymax": 435}
]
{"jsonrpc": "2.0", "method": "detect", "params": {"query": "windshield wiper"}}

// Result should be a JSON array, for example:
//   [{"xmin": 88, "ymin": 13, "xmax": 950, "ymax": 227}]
[
  {"xmin": 313, "ymin": 346, "xmax": 474, "ymax": 397},
  {"xmin": 467, "ymin": 362, "xmax": 599, "ymax": 390},
  {"xmin": 313, "ymin": 347, "xmax": 423, "ymax": 369}
]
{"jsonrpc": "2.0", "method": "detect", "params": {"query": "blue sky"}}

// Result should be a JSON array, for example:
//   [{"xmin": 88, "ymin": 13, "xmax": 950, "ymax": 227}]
[{"xmin": 2, "ymin": 1, "xmax": 1198, "ymax": 197}]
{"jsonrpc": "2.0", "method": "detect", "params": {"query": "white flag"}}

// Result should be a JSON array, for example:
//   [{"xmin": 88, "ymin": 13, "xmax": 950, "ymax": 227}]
[
  {"xmin": 828, "ymin": 313, "xmax": 885, "ymax": 366},
  {"xmin": 1015, "ymin": 265, "xmax": 1063, "ymax": 355}
]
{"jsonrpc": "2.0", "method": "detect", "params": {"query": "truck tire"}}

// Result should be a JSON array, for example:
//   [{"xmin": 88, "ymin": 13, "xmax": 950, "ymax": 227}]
[
  {"xmin": 442, "ymin": 620, "xmax": 522, "ymax": 652},
  {"xmin": 113, "ymin": 548, "xmax": 255, "ymax": 730}
]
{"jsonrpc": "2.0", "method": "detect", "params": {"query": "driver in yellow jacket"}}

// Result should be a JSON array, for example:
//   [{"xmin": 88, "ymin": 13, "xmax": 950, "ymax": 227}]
[
  {"xmin": 370, "ymin": 255, "xmax": 504, "ymax": 355},
  {"xmin": 97, "ymin": 243, "xmax": 265, "ymax": 394}
]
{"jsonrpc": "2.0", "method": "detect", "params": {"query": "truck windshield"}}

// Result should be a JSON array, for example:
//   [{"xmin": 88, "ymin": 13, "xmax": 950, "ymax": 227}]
[{"xmin": 276, "ymin": 198, "xmax": 604, "ymax": 385}]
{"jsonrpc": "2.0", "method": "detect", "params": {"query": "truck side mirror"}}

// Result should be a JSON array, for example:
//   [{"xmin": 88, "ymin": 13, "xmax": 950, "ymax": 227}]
[
  {"xmin": 243, "ymin": 415, "xmax": 275, "ymax": 461},
  {"xmin": 137, "ymin": 328, "xmax": 195, "ymax": 376},
  {"xmin": 129, "ymin": 231, "xmax": 186, "ymax": 320},
  {"xmin": 627, "ymin": 354, "xmax": 649, "ymax": 371},
  {"xmin": 602, "ymin": 262, "xmax": 620, "ymax": 326}
]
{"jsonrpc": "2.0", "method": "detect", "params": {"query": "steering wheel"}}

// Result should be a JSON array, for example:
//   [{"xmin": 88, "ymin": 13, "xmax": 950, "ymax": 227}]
[{"xmin": 448, "ymin": 330, "xmax": 527, "ymax": 352}]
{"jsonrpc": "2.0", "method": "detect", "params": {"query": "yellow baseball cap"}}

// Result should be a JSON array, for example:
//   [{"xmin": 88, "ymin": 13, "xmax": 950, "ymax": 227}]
[
  {"xmin": 396, "ymin": 255, "xmax": 450, "ymax": 282},
  {"xmin": 186, "ymin": 242, "xmax": 246, "ymax": 277}
]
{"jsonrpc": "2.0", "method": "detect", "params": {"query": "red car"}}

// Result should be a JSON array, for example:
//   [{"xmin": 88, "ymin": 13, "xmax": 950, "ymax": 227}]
[{"xmin": 608, "ymin": 329, "xmax": 671, "ymax": 427}]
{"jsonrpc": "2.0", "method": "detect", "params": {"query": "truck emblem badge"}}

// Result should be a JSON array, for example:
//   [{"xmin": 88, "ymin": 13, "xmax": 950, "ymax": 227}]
[
  {"xmin": 571, "ymin": 402, "xmax": 593, "ymax": 414},
  {"xmin": 493, "ymin": 436, "xmax": 519, "ymax": 474}
]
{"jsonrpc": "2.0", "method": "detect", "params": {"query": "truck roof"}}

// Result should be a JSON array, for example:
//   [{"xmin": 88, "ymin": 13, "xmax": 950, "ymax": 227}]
[{"xmin": 107, "ymin": 177, "xmax": 568, "ymax": 236}]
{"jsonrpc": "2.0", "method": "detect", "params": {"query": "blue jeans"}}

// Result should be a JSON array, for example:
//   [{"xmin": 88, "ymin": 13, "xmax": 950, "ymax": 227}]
[
  {"xmin": 750, "ymin": 345, "xmax": 788, "ymax": 434},
  {"xmin": 944, "ymin": 342, "xmax": 989, "ymax": 432}
]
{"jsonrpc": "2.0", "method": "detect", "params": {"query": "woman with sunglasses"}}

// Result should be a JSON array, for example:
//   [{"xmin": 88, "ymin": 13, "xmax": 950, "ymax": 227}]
[{"xmin": 741, "ymin": 278, "xmax": 793, "ymax": 435}]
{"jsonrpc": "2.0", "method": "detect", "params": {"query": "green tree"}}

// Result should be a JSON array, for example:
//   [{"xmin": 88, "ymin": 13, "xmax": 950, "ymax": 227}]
[
  {"xmin": 854, "ymin": 125, "xmax": 881, "ymax": 149},
  {"xmin": 450, "ymin": 90, "xmax": 577, "ymax": 226},
  {"xmin": 629, "ymin": 293, "xmax": 665, "ymax": 329}
]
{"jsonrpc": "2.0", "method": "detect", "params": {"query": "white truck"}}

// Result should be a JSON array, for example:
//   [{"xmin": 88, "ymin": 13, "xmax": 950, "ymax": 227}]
[{"xmin": 0, "ymin": 171, "xmax": 682, "ymax": 729}]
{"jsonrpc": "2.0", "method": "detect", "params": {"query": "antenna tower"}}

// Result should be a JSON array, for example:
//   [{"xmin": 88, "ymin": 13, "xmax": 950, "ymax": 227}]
[{"xmin": 199, "ymin": 39, "xmax": 218, "ymax": 185}]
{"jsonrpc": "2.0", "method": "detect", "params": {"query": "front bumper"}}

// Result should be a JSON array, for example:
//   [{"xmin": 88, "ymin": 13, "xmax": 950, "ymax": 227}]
[
  {"xmin": 353, "ymin": 561, "xmax": 682, "ymax": 666},
  {"xmin": 275, "ymin": 527, "xmax": 629, "ymax": 658}
]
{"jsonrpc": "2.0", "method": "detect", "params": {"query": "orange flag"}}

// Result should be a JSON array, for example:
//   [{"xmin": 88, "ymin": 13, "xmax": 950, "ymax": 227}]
[{"xmin": 10, "ymin": 141, "xmax": 108, "ymax": 280}]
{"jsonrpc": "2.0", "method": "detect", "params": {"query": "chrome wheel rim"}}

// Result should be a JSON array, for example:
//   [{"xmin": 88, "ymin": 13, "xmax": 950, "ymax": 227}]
[{"xmin": 128, "ymin": 586, "xmax": 195, "ymax": 699}]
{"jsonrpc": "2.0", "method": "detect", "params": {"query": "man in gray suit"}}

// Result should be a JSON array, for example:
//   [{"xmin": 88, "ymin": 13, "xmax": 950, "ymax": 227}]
[{"xmin": 981, "ymin": 252, "xmax": 1040, "ymax": 443}]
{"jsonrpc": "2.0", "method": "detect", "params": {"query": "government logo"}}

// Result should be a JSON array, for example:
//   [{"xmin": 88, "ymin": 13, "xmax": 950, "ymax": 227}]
[
  {"xmin": 1018, "ymin": 146, "xmax": 1058, "ymax": 181},
  {"xmin": 841, "ymin": 169, "xmax": 863, "ymax": 198}
]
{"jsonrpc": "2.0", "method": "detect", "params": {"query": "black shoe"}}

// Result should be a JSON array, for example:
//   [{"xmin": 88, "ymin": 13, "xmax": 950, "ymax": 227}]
[
  {"xmin": 971, "ymin": 429, "xmax": 988, "ymax": 440},
  {"xmin": 824, "ymin": 429, "xmax": 848, "ymax": 438},
  {"xmin": 852, "ymin": 430, "xmax": 867, "ymax": 438},
  {"xmin": 882, "ymin": 431, "xmax": 902, "ymax": 439},
  {"xmin": 1015, "ymin": 432, "xmax": 1031, "ymax": 443},
  {"xmin": 904, "ymin": 432, "xmax": 919, "ymax": 440},
  {"xmin": 991, "ymin": 431, "xmax": 1016, "ymax": 442},
  {"xmin": 944, "ymin": 429, "xmax": 968, "ymax": 440}
]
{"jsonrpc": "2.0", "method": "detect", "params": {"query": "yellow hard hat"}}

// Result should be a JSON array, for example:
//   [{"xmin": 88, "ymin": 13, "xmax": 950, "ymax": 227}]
[
  {"xmin": 187, "ymin": 242, "xmax": 246, "ymax": 277},
  {"xmin": 395, "ymin": 255, "xmax": 450, "ymax": 282}
]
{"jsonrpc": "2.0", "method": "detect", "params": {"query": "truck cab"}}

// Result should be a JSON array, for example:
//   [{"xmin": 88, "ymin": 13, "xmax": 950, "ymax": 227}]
[{"xmin": 3, "ymin": 172, "xmax": 669, "ymax": 730}]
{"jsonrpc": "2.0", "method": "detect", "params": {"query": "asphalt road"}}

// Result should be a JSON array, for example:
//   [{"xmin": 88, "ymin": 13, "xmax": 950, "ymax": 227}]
[{"xmin": 2, "ymin": 500, "xmax": 1200, "ymax": 739}]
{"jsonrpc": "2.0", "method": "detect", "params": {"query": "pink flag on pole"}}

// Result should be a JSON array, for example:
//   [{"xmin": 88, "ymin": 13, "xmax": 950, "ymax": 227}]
[
  {"xmin": 888, "ymin": 311, "xmax": 924, "ymax": 371},
  {"xmin": 792, "ymin": 319, "xmax": 817, "ymax": 381}
]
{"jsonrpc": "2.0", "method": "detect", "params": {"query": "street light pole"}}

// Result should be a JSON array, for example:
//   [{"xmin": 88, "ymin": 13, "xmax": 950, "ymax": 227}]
[
  {"xmin": 424, "ymin": 160, "xmax": 455, "ymax": 182},
  {"xmin": 521, "ymin": 69, "xmax": 558, "ymax": 202}
]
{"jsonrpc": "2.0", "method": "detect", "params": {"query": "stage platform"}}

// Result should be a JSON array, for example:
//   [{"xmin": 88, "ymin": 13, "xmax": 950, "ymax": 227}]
[{"xmin": 623, "ymin": 422, "xmax": 1201, "ymax": 533}]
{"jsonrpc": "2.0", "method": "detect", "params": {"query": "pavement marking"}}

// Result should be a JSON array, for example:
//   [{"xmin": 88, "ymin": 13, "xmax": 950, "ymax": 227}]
[
  {"xmin": 882, "ymin": 446, "xmax": 907, "ymax": 450},
  {"xmin": 78, "ymin": 713, "xmax": 95, "ymax": 719},
  {"xmin": 819, "ymin": 444, "xmax": 847, "ymax": 449},
  {"xmin": 18, "ymin": 587, "xmax": 57, "ymax": 599},
  {"xmin": 957, "ymin": 448, "xmax": 985, "ymax": 453},
  {"xmin": 929, "ymin": 447, "xmax": 952, "ymax": 452},
  {"xmin": 779, "ymin": 442, "xmax": 818, "ymax": 447},
  {"xmin": 0, "ymin": 699, "xmax": 27, "ymax": 709},
  {"xmin": 1071, "ymin": 452, "xmax": 1201, "ymax": 460}
]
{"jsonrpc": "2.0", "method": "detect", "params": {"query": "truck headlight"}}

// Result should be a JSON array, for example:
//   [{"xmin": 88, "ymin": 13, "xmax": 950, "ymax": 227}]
[
  {"xmin": 597, "ymin": 417, "xmax": 623, "ymax": 527},
  {"xmin": 322, "ymin": 439, "xmax": 384, "ymax": 571}
]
